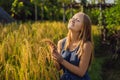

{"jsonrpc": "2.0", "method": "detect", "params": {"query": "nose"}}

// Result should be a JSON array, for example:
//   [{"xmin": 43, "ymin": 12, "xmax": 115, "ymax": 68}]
[
  {"xmin": 72, "ymin": 19, "xmax": 75, "ymax": 23},
  {"xmin": 69, "ymin": 18, "xmax": 75, "ymax": 23}
]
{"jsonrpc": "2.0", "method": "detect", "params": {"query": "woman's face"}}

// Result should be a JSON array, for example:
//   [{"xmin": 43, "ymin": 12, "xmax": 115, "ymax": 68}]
[{"xmin": 68, "ymin": 13, "xmax": 84, "ymax": 32}]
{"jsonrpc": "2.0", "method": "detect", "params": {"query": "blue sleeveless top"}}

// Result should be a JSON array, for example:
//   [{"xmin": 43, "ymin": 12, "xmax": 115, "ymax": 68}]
[{"xmin": 60, "ymin": 38, "xmax": 90, "ymax": 80}]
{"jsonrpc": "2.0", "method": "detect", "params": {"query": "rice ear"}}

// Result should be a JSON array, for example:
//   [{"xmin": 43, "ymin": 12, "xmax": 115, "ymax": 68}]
[{"xmin": 41, "ymin": 39, "xmax": 57, "ymax": 50}]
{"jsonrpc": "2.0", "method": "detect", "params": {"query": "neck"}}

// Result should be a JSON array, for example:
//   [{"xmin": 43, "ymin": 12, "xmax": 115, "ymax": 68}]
[{"xmin": 70, "ymin": 31, "xmax": 79, "ymax": 43}]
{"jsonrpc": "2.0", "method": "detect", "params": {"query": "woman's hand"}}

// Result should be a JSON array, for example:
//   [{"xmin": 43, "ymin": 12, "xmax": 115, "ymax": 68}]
[
  {"xmin": 43, "ymin": 39, "xmax": 64, "ymax": 63},
  {"xmin": 52, "ymin": 49, "xmax": 64, "ymax": 63}
]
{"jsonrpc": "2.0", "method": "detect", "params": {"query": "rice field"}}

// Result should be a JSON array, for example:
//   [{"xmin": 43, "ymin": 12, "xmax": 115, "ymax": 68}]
[{"xmin": 0, "ymin": 21, "xmax": 101, "ymax": 80}]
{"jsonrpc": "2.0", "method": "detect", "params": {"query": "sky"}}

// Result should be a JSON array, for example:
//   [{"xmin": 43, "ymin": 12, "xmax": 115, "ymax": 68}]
[{"xmin": 75, "ymin": 0, "xmax": 115, "ymax": 3}]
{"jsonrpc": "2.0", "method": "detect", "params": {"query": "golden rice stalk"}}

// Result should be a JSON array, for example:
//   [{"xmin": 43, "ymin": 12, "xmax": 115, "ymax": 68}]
[{"xmin": 41, "ymin": 39, "xmax": 57, "ymax": 50}]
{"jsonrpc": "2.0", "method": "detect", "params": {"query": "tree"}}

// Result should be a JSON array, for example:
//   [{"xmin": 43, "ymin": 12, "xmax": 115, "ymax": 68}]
[
  {"xmin": 0, "ymin": 0, "xmax": 14, "ymax": 14},
  {"xmin": 11, "ymin": 0, "xmax": 34, "ymax": 20},
  {"xmin": 57, "ymin": 0, "xmax": 71, "ymax": 22},
  {"xmin": 105, "ymin": 0, "xmax": 120, "ymax": 35},
  {"xmin": 30, "ymin": 0, "xmax": 44, "ymax": 21},
  {"xmin": 81, "ymin": 0, "xmax": 87, "ymax": 12},
  {"xmin": 98, "ymin": 0, "xmax": 105, "ymax": 4}
]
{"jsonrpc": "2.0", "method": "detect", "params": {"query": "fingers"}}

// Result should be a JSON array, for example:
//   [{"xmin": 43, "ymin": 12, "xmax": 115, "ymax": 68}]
[
  {"xmin": 44, "ymin": 39, "xmax": 57, "ymax": 49},
  {"xmin": 52, "ymin": 55, "xmax": 57, "ymax": 61},
  {"xmin": 52, "ymin": 54, "xmax": 58, "ymax": 61},
  {"xmin": 43, "ymin": 39, "xmax": 64, "ymax": 63},
  {"xmin": 43, "ymin": 39, "xmax": 58, "ymax": 54},
  {"xmin": 53, "ymin": 57, "xmax": 57, "ymax": 61},
  {"xmin": 50, "ymin": 48, "xmax": 58, "ymax": 54},
  {"xmin": 52, "ymin": 53, "xmax": 58, "ymax": 59},
  {"xmin": 52, "ymin": 52, "xmax": 63, "ymax": 63}
]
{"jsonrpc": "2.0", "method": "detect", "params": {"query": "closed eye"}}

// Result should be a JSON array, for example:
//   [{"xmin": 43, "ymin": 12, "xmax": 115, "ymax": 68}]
[
  {"xmin": 76, "ymin": 19, "xmax": 80, "ymax": 22},
  {"xmin": 71, "ymin": 17, "xmax": 80, "ymax": 22}
]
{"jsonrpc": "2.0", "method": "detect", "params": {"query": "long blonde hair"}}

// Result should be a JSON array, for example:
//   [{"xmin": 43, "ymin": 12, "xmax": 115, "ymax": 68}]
[{"xmin": 64, "ymin": 12, "xmax": 94, "ymax": 62}]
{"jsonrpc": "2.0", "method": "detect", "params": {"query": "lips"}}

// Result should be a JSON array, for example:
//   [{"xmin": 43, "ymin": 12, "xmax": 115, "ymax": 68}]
[
  {"xmin": 70, "ymin": 22, "xmax": 74, "ymax": 27},
  {"xmin": 68, "ymin": 21, "xmax": 75, "ymax": 29}
]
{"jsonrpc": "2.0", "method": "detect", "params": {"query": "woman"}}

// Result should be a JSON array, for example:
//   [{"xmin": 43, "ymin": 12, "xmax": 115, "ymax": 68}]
[{"xmin": 51, "ymin": 12, "xmax": 93, "ymax": 80}]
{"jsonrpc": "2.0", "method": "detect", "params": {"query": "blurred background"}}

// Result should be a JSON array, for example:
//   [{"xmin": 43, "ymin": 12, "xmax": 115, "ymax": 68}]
[{"xmin": 0, "ymin": 0, "xmax": 120, "ymax": 80}]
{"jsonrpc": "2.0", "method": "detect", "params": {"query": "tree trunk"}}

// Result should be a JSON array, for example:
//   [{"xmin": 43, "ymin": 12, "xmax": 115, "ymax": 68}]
[
  {"xmin": 70, "ymin": 0, "xmax": 73, "ymax": 17},
  {"xmin": 62, "ymin": 3, "xmax": 66, "ymax": 23},
  {"xmin": 41, "ymin": 0, "xmax": 44, "ymax": 21},
  {"xmin": 34, "ymin": 1, "xmax": 37, "ymax": 21}
]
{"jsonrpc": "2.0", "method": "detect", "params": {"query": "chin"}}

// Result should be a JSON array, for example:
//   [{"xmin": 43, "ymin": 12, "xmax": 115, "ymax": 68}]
[
  {"xmin": 68, "ymin": 25, "xmax": 74, "ymax": 28},
  {"xmin": 68, "ymin": 26, "xmax": 72, "ymax": 30},
  {"xmin": 68, "ymin": 27, "xmax": 74, "ymax": 31}
]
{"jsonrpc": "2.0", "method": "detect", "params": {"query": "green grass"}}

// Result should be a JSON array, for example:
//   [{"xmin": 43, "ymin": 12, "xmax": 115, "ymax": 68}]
[
  {"xmin": 0, "ymin": 21, "xmax": 103, "ymax": 80},
  {"xmin": 89, "ymin": 57, "xmax": 105, "ymax": 80}
]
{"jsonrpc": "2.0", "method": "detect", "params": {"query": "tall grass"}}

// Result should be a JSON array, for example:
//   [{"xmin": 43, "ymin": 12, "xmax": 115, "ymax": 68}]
[{"xmin": 0, "ymin": 21, "xmax": 101, "ymax": 80}]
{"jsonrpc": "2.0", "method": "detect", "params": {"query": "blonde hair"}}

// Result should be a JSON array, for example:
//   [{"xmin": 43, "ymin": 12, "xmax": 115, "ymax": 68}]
[{"xmin": 64, "ymin": 12, "xmax": 94, "ymax": 64}]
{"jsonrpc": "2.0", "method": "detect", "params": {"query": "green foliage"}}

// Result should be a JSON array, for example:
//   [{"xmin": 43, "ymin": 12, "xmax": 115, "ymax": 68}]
[
  {"xmin": 0, "ymin": 0, "xmax": 80, "ymax": 21},
  {"xmin": 86, "ymin": 9, "xmax": 100, "ymax": 25},
  {"xmin": 104, "ymin": 0, "xmax": 120, "ymax": 34},
  {"xmin": 30, "ymin": 0, "xmax": 42, "ymax": 3},
  {"xmin": 81, "ymin": 0, "xmax": 87, "ymax": 5},
  {"xmin": 11, "ymin": 0, "xmax": 34, "ymax": 20},
  {"xmin": 0, "ymin": 0, "xmax": 14, "ymax": 13},
  {"xmin": 57, "ymin": 0, "xmax": 71, "ymax": 4},
  {"xmin": 11, "ymin": 0, "xmax": 24, "ymax": 15},
  {"xmin": 1, "ymin": 0, "xmax": 120, "ymax": 26},
  {"xmin": 89, "ymin": 58, "xmax": 104, "ymax": 80}
]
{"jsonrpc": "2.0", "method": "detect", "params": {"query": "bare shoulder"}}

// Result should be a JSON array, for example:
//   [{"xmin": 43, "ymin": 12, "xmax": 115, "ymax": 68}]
[
  {"xmin": 83, "ymin": 41, "xmax": 92, "ymax": 49},
  {"xmin": 57, "ymin": 38, "xmax": 65, "ymax": 53},
  {"xmin": 80, "ymin": 41, "xmax": 92, "ymax": 61},
  {"xmin": 83, "ymin": 41, "xmax": 93, "ymax": 55},
  {"xmin": 57, "ymin": 39, "xmax": 63, "ymax": 46}
]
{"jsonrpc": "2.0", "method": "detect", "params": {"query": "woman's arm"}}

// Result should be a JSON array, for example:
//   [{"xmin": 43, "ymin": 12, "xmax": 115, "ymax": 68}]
[
  {"xmin": 53, "ymin": 39, "xmax": 63, "ymax": 70},
  {"xmin": 54, "ymin": 42, "xmax": 92, "ymax": 77}
]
